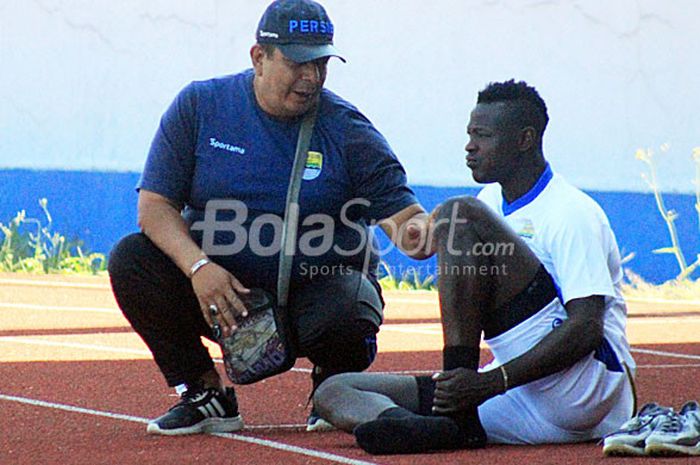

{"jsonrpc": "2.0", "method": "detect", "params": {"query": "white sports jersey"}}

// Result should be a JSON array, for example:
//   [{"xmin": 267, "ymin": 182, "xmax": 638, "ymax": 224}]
[{"xmin": 475, "ymin": 165, "xmax": 636, "ymax": 444}]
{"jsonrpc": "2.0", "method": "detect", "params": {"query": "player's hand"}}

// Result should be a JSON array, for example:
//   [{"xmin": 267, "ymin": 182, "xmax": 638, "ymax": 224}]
[
  {"xmin": 191, "ymin": 262, "xmax": 250, "ymax": 337},
  {"xmin": 431, "ymin": 368, "xmax": 499, "ymax": 414}
]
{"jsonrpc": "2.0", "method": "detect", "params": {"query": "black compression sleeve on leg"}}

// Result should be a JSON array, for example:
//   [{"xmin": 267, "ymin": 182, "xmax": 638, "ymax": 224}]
[
  {"xmin": 440, "ymin": 345, "xmax": 486, "ymax": 449},
  {"xmin": 415, "ymin": 375, "xmax": 437, "ymax": 416},
  {"xmin": 443, "ymin": 345, "xmax": 481, "ymax": 371},
  {"xmin": 377, "ymin": 406, "xmax": 417, "ymax": 420}
]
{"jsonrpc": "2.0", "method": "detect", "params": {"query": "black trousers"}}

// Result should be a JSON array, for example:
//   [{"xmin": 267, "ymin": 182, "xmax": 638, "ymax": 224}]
[{"xmin": 108, "ymin": 233, "xmax": 384, "ymax": 387}]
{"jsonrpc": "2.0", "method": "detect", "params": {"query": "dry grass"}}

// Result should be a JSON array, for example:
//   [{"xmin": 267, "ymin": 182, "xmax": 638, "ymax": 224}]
[{"xmin": 622, "ymin": 270, "xmax": 700, "ymax": 301}]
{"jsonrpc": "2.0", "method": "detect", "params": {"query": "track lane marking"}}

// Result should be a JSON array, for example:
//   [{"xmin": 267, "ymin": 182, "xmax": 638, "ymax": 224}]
[
  {"xmin": 6, "ymin": 300, "xmax": 700, "ymax": 318},
  {"xmin": 0, "ymin": 393, "xmax": 379, "ymax": 465},
  {"xmin": 630, "ymin": 347, "xmax": 700, "ymax": 360},
  {"xmin": 0, "ymin": 278, "xmax": 111, "ymax": 289},
  {"xmin": 0, "ymin": 337, "xmax": 152, "ymax": 355},
  {"xmin": 637, "ymin": 364, "xmax": 700, "ymax": 369},
  {"xmin": 0, "ymin": 302, "xmax": 120, "ymax": 314},
  {"xmin": 3, "ymin": 336, "xmax": 699, "ymax": 366}
]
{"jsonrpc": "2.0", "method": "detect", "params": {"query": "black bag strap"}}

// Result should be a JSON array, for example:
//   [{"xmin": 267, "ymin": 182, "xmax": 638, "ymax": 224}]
[{"xmin": 277, "ymin": 106, "xmax": 318, "ymax": 308}]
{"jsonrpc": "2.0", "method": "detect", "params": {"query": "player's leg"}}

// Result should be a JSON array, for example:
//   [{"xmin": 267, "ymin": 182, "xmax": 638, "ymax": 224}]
[
  {"xmin": 354, "ymin": 196, "xmax": 547, "ymax": 454},
  {"xmin": 316, "ymin": 372, "xmax": 472, "ymax": 454},
  {"xmin": 436, "ymin": 195, "xmax": 544, "ymax": 436},
  {"xmin": 313, "ymin": 373, "xmax": 429, "ymax": 432},
  {"xmin": 435, "ymin": 195, "xmax": 543, "ymax": 351},
  {"xmin": 290, "ymin": 269, "xmax": 383, "ymax": 429}
]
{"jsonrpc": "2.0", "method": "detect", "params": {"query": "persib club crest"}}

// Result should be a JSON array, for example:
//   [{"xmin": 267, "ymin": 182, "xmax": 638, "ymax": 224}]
[{"xmin": 303, "ymin": 151, "xmax": 323, "ymax": 180}]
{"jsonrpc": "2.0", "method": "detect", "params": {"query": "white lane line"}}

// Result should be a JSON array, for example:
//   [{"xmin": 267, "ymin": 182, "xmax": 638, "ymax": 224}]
[
  {"xmin": 5, "ymin": 336, "xmax": 697, "ymax": 372},
  {"xmin": 245, "ymin": 423, "xmax": 306, "ymax": 430},
  {"xmin": 5, "ymin": 300, "xmax": 700, "ymax": 322},
  {"xmin": 210, "ymin": 431, "xmax": 378, "ymax": 465},
  {"xmin": 4, "ymin": 336, "xmax": 700, "ymax": 363},
  {"xmin": 0, "ymin": 394, "xmax": 378, "ymax": 465},
  {"xmin": 370, "ymin": 364, "xmax": 700, "ymax": 375},
  {"xmin": 0, "ymin": 337, "xmax": 152, "ymax": 355},
  {"xmin": 388, "ymin": 295, "xmax": 700, "ymax": 307},
  {"xmin": 383, "ymin": 298, "xmax": 436, "ymax": 305},
  {"xmin": 0, "ymin": 338, "xmax": 316, "ymax": 375},
  {"xmin": 0, "ymin": 278, "xmax": 111, "ymax": 290},
  {"xmin": 638, "ymin": 364, "xmax": 700, "ymax": 369},
  {"xmin": 0, "ymin": 302, "xmax": 120, "ymax": 314},
  {"xmin": 629, "ymin": 317, "xmax": 700, "ymax": 324},
  {"xmin": 631, "ymin": 348, "xmax": 700, "ymax": 360},
  {"xmin": 625, "ymin": 297, "xmax": 700, "ymax": 306},
  {"xmin": 380, "ymin": 326, "xmax": 441, "ymax": 335},
  {"xmin": 0, "ymin": 393, "xmax": 149, "ymax": 423}
]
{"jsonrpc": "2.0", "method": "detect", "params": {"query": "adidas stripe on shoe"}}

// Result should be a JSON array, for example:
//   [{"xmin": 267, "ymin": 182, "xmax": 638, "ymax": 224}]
[
  {"xmin": 645, "ymin": 400, "xmax": 700, "ymax": 456},
  {"xmin": 602, "ymin": 402, "xmax": 675, "ymax": 456},
  {"xmin": 147, "ymin": 386, "xmax": 243, "ymax": 436}
]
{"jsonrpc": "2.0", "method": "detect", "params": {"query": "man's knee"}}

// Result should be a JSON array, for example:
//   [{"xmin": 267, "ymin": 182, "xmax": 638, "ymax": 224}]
[
  {"xmin": 107, "ymin": 233, "xmax": 153, "ymax": 276},
  {"xmin": 313, "ymin": 372, "xmax": 367, "ymax": 432},
  {"xmin": 306, "ymin": 319, "xmax": 379, "ymax": 374},
  {"xmin": 314, "ymin": 372, "xmax": 353, "ymax": 408},
  {"xmin": 434, "ymin": 196, "xmax": 489, "ymax": 243}
]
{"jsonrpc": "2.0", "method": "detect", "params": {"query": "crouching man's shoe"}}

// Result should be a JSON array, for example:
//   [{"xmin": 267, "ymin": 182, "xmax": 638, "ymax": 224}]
[{"xmin": 147, "ymin": 386, "xmax": 243, "ymax": 435}]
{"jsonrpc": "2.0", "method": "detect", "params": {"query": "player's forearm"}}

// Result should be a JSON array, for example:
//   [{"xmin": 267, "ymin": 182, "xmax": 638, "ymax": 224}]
[
  {"xmin": 500, "ymin": 316, "xmax": 604, "ymax": 391},
  {"xmin": 137, "ymin": 191, "xmax": 207, "ymax": 276}
]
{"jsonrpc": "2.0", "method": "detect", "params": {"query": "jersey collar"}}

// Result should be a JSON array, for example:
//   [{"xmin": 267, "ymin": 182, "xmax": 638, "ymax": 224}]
[{"xmin": 502, "ymin": 163, "xmax": 553, "ymax": 216}]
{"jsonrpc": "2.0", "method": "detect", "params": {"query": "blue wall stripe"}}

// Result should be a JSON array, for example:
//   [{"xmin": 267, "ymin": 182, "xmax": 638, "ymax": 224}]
[{"xmin": 1, "ymin": 169, "xmax": 697, "ymax": 284}]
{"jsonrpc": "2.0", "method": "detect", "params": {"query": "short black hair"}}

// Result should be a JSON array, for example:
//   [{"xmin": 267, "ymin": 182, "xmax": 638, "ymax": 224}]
[
  {"xmin": 477, "ymin": 80, "xmax": 549, "ymax": 136},
  {"xmin": 259, "ymin": 43, "xmax": 276, "ymax": 57}
]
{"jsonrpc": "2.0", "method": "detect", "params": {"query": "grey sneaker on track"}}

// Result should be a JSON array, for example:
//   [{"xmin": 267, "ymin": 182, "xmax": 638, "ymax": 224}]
[
  {"xmin": 645, "ymin": 400, "xmax": 700, "ymax": 456},
  {"xmin": 602, "ymin": 402, "xmax": 675, "ymax": 456},
  {"xmin": 147, "ymin": 386, "xmax": 243, "ymax": 435}
]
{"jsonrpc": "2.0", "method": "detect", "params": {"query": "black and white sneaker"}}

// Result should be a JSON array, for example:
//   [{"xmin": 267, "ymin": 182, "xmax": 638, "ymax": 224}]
[{"xmin": 146, "ymin": 386, "xmax": 243, "ymax": 435}]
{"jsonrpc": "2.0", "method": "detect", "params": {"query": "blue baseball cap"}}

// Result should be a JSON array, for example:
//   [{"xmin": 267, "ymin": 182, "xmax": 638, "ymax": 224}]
[{"xmin": 256, "ymin": 0, "xmax": 346, "ymax": 63}]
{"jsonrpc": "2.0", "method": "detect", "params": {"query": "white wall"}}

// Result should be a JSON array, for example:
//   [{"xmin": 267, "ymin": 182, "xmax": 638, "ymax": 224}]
[{"xmin": 1, "ymin": 0, "xmax": 698, "ymax": 192}]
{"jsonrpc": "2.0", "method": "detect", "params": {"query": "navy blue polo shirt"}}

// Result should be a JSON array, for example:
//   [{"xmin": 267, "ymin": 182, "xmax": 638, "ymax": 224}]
[{"xmin": 139, "ymin": 69, "xmax": 417, "ymax": 291}]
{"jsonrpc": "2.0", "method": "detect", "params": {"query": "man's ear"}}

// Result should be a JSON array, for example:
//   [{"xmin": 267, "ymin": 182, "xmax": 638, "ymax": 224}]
[
  {"xmin": 518, "ymin": 126, "xmax": 537, "ymax": 152},
  {"xmin": 250, "ymin": 44, "xmax": 265, "ymax": 75}
]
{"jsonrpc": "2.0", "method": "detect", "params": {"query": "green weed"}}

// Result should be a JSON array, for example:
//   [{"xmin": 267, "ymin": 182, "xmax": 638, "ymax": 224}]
[
  {"xmin": 378, "ymin": 261, "xmax": 436, "ymax": 291},
  {"xmin": 0, "ymin": 198, "xmax": 106, "ymax": 275}
]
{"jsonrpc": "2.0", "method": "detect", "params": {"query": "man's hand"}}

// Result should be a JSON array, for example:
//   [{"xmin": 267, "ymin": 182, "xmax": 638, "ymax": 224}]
[
  {"xmin": 379, "ymin": 204, "xmax": 436, "ymax": 259},
  {"xmin": 137, "ymin": 190, "xmax": 253, "ymax": 338},
  {"xmin": 432, "ymin": 368, "xmax": 503, "ymax": 414},
  {"xmin": 403, "ymin": 213, "xmax": 433, "ymax": 256},
  {"xmin": 191, "ymin": 262, "xmax": 250, "ymax": 337}
]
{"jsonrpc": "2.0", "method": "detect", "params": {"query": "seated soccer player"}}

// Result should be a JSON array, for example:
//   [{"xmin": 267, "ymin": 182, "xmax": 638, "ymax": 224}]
[{"xmin": 312, "ymin": 80, "xmax": 636, "ymax": 454}]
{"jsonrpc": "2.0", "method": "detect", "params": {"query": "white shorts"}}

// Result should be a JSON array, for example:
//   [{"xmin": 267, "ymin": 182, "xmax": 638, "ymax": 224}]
[{"xmin": 478, "ymin": 299, "xmax": 635, "ymax": 444}]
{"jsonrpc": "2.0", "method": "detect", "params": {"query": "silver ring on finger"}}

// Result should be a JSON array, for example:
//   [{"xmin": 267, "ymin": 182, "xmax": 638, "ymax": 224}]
[{"xmin": 208, "ymin": 304, "xmax": 219, "ymax": 316}]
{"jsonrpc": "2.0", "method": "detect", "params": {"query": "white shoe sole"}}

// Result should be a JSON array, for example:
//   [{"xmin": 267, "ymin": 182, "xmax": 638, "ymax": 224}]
[
  {"xmin": 306, "ymin": 418, "xmax": 336, "ymax": 432},
  {"xmin": 646, "ymin": 441, "xmax": 700, "ymax": 456},
  {"xmin": 602, "ymin": 442, "xmax": 646, "ymax": 456},
  {"xmin": 147, "ymin": 415, "xmax": 244, "ymax": 436}
]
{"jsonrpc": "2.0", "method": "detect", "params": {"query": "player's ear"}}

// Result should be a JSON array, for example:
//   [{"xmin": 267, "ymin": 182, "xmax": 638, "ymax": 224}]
[{"xmin": 518, "ymin": 126, "xmax": 536, "ymax": 152}]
